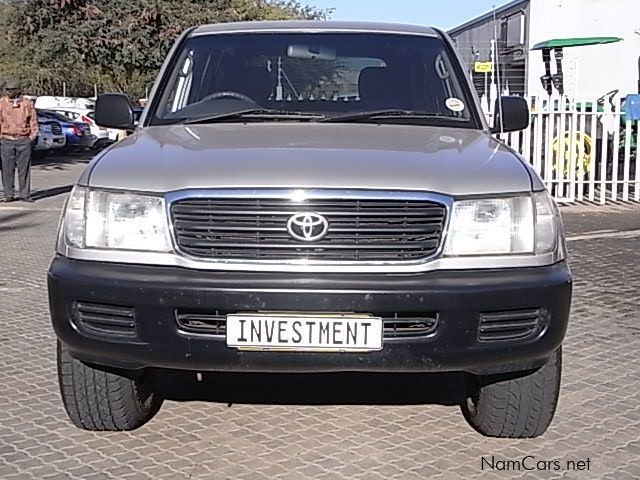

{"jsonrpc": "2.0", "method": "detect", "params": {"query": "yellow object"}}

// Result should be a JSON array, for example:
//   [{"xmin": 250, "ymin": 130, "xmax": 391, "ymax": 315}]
[
  {"xmin": 474, "ymin": 61, "xmax": 493, "ymax": 73},
  {"xmin": 552, "ymin": 131, "xmax": 593, "ymax": 178}
]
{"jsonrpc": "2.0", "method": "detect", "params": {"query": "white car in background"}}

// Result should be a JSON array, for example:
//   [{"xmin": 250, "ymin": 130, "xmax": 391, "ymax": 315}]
[{"xmin": 34, "ymin": 96, "xmax": 117, "ymax": 148}]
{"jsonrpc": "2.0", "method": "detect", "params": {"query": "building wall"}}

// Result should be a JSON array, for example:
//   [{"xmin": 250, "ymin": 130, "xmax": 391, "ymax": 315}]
[{"xmin": 528, "ymin": 0, "xmax": 640, "ymax": 99}]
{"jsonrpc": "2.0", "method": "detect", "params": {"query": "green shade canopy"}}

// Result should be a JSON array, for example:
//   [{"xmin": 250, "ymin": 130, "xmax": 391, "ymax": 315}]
[{"xmin": 532, "ymin": 37, "xmax": 623, "ymax": 50}]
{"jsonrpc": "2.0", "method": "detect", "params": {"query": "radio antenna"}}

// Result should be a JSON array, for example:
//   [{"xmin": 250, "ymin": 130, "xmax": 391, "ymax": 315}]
[{"xmin": 493, "ymin": 4, "xmax": 504, "ymax": 134}]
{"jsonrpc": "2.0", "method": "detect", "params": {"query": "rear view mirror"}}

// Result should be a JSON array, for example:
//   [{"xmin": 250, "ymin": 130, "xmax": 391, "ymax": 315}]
[
  {"xmin": 491, "ymin": 96, "xmax": 529, "ymax": 133},
  {"xmin": 95, "ymin": 93, "xmax": 135, "ymax": 130},
  {"xmin": 287, "ymin": 44, "xmax": 336, "ymax": 61}
]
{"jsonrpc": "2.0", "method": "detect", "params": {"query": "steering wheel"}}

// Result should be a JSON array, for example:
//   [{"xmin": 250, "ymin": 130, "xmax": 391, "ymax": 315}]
[{"xmin": 199, "ymin": 91, "xmax": 254, "ymax": 103}]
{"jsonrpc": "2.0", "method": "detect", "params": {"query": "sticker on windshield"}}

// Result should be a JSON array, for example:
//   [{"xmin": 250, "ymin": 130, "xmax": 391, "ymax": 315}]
[{"xmin": 445, "ymin": 98, "xmax": 465, "ymax": 112}]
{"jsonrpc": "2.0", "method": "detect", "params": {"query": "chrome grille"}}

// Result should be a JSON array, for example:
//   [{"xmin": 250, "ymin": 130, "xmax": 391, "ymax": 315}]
[{"xmin": 170, "ymin": 196, "xmax": 447, "ymax": 263}]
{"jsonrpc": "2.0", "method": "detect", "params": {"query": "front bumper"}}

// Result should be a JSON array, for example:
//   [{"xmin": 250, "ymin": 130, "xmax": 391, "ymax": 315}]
[
  {"xmin": 34, "ymin": 137, "xmax": 54, "ymax": 151},
  {"xmin": 48, "ymin": 256, "xmax": 571, "ymax": 375},
  {"xmin": 51, "ymin": 137, "xmax": 66, "ymax": 149}
]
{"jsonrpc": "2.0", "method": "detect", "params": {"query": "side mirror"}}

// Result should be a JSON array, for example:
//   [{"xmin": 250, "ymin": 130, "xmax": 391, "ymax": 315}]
[
  {"xmin": 95, "ymin": 93, "xmax": 135, "ymax": 130},
  {"xmin": 491, "ymin": 96, "xmax": 529, "ymax": 133}
]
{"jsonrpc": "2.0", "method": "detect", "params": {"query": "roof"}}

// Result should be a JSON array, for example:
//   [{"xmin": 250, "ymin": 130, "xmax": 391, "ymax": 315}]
[
  {"xmin": 192, "ymin": 21, "xmax": 438, "ymax": 37},
  {"xmin": 532, "ymin": 37, "xmax": 623, "ymax": 50},
  {"xmin": 448, "ymin": 0, "xmax": 528, "ymax": 35}
]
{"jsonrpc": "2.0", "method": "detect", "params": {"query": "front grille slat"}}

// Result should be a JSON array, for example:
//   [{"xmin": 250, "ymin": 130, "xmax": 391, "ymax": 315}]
[
  {"xmin": 73, "ymin": 303, "xmax": 134, "ymax": 317},
  {"xmin": 173, "ymin": 208, "xmax": 445, "ymax": 217},
  {"xmin": 479, "ymin": 320, "xmax": 540, "ymax": 332},
  {"xmin": 174, "ymin": 224, "xmax": 441, "ymax": 234},
  {"xmin": 77, "ymin": 313, "xmax": 135, "ymax": 328},
  {"xmin": 176, "ymin": 312, "xmax": 227, "ymax": 335},
  {"xmin": 174, "ymin": 241, "xmax": 439, "ymax": 250},
  {"xmin": 171, "ymin": 196, "xmax": 446, "ymax": 263},
  {"xmin": 383, "ymin": 315, "xmax": 438, "ymax": 338}
]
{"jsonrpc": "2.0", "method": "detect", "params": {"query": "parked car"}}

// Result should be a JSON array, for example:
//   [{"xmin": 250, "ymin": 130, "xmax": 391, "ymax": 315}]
[
  {"xmin": 33, "ymin": 97, "xmax": 115, "ymax": 148},
  {"xmin": 38, "ymin": 110, "xmax": 96, "ymax": 150},
  {"xmin": 33, "ymin": 120, "xmax": 66, "ymax": 154},
  {"xmin": 46, "ymin": 107, "xmax": 115, "ymax": 148},
  {"xmin": 33, "ymin": 123, "xmax": 54, "ymax": 152},
  {"xmin": 49, "ymin": 21, "xmax": 571, "ymax": 438}
]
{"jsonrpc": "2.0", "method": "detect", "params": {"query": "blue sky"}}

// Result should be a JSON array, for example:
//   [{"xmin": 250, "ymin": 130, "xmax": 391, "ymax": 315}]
[{"xmin": 308, "ymin": 0, "xmax": 510, "ymax": 30}]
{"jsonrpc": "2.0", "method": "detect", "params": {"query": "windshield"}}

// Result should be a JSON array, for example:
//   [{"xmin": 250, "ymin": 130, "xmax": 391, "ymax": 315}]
[
  {"xmin": 150, "ymin": 32, "xmax": 478, "ymax": 128},
  {"xmin": 41, "ymin": 110, "xmax": 74, "ymax": 122}
]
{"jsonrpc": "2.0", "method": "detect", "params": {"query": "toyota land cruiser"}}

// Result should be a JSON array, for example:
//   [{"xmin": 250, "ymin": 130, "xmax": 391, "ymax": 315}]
[{"xmin": 48, "ymin": 21, "xmax": 571, "ymax": 438}]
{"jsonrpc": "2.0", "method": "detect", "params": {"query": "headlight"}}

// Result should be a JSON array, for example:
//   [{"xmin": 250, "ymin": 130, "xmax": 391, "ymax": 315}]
[
  {"xmin": 63, "ymin": 187, "xmax": 171, "ymax": 252},
  {"xmin": 444, "ymin": 192, "xmax": 563, "ymax": 257},
  {"xmin": 444, "ymin": 196, "xmax": 534, "ymax": 255}
]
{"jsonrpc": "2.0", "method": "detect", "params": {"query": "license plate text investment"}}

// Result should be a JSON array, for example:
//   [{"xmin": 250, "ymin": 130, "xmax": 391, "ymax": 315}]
[{"xmin": 226, "ymin": 314, "xmax": 383, "ymax": 351}]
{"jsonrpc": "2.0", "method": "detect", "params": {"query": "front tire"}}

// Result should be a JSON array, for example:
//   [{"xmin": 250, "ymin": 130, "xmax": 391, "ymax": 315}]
[
  {"xmin": 461, "ymin": 348, "xmax": 562, "ymax": 438},
  {"xmin": 57, "ymin": 341, "xmax": 162, "ymax": 431}
]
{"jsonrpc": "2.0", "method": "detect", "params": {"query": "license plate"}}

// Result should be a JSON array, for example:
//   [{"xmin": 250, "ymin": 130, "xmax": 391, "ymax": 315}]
[{"xmin": 226, "ymin": 313, "xmax": 383, "ymax": 352}]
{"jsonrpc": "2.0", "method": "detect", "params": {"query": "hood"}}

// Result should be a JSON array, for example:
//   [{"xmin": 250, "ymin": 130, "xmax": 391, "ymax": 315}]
[{"xmin": 85, "ymin": 123, "xmax": 533, "ymax": 196}]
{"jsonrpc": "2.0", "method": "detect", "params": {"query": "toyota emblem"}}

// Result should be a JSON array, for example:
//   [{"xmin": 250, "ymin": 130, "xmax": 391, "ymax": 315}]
[{"xmin": 286, "ymin": 212, "xmax": 329, "ymax": 242}]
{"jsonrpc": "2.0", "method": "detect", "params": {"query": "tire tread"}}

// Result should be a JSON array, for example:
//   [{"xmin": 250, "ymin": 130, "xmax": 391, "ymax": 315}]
[
  {"xmin": 57, "ymin": 342, "xmax": 162, "ymax": 431},
  {"xmin": 462, "ymin": 348, "xmax": 562, "ymax": 438}
]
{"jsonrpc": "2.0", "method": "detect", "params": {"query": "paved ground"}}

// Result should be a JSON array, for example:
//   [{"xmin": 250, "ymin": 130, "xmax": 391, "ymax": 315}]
[{"xmin": 1, "ymin": 155, "xmax": 640, "ymax": 480}]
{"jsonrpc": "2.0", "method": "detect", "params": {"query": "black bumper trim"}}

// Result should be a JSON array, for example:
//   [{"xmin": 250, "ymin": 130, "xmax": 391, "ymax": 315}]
[{"xmin": 48, "ymin": 256, "xmax": 572, "ymax": 375}]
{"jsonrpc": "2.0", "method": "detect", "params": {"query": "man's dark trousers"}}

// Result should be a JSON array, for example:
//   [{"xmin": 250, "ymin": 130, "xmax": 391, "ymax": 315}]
[{"xmin": 1, "ymin": 138, "xmax": 32, "ymax": 199}]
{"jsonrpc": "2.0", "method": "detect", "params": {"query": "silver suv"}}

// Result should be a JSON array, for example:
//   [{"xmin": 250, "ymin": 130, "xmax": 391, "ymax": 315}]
[{"xmin": 48, "ymin": 21, "xmax": 571, "ymax": 438}]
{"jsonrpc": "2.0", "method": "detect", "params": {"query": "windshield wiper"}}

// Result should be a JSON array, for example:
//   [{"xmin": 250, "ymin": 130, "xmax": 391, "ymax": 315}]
[
  {"xmin": 323, "ymin": 110, "xmax": 469, "ymax": 124},
  {"xmin": 181, "ymin": 109, "xmax": 327, "ymax": 124}
]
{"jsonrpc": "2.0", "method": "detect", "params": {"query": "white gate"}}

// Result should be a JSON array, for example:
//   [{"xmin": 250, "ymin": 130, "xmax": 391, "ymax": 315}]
[{"xmin": 492, "ymin": 96, "xmax": 639, "ymax": 204}]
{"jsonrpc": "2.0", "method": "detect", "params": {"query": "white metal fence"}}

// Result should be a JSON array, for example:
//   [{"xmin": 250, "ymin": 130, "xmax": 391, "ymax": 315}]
[{"xmin": 490, "ymin": 95, "xmax": 639, "ymax": 204}]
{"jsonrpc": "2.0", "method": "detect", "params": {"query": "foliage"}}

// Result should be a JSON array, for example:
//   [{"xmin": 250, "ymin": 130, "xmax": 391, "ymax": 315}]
[{"xmin": 0, "ymin": 0, "xmax": 330, "ymax": 98}]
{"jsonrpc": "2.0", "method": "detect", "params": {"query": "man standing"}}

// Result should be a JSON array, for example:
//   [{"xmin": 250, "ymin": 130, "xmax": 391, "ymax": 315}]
[{"xmin": 0, "ymin": 79, "xmax": 38, "ymax": 202}]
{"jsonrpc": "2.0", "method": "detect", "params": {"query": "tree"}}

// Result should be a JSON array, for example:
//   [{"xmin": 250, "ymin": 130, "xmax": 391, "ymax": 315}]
[{"xmin": 2, "ymin": 0, "xmax": 330, "ymax": 97}]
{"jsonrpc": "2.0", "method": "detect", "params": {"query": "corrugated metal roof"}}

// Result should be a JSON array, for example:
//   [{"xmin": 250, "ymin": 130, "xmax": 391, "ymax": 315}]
[
  {"xmin": 192, "ymin": 21, "xmax": 438, "ymax": 37},
  {"xmin": 448, "ymin": 0, "xmax": 529, "ymax": 35}
]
